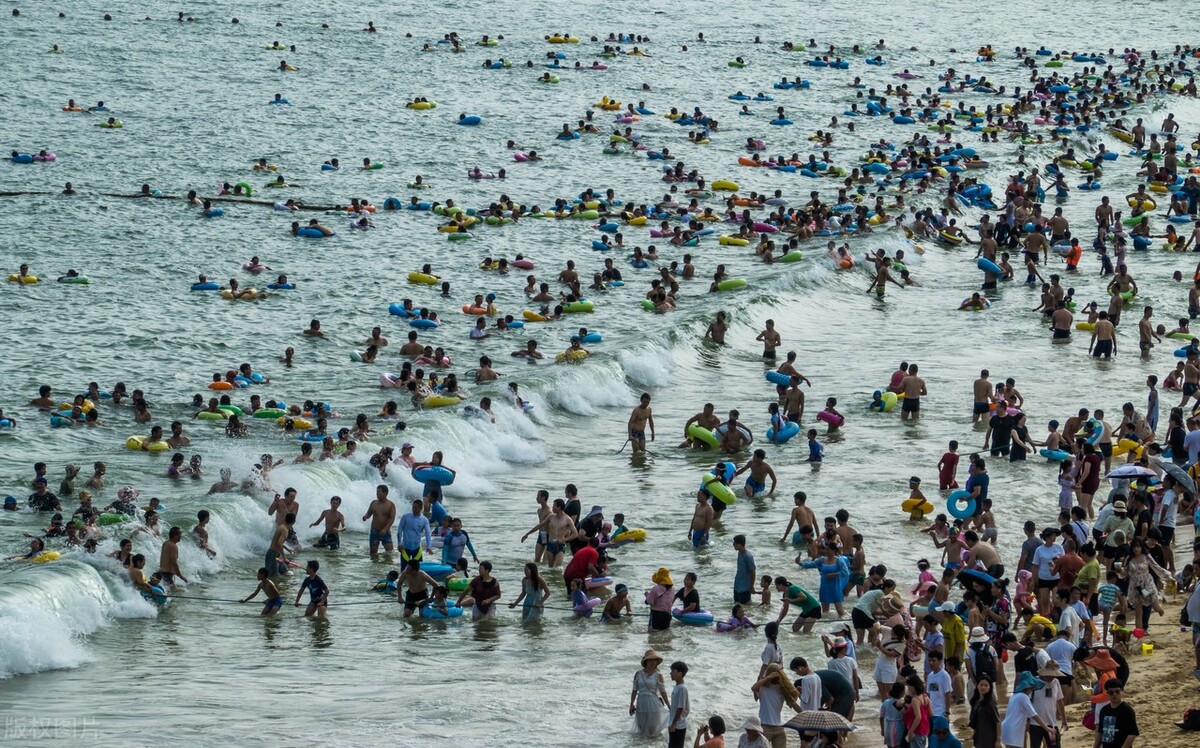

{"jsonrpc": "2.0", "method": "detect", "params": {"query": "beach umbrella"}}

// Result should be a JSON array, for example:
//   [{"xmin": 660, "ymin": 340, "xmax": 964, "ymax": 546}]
[
  {"xmin": 1151, "ymin": 458, "xmax": 1196, "ymax": 493},
  {"xmin": 1104, "ymin": 464, "xmax": 1156, "ymax": 480},
  {"xmin": 784, "ymin": 710, "xmax": 856, "ymax": 734}
]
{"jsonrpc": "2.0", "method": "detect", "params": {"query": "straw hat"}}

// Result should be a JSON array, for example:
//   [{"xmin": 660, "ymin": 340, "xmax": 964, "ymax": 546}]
[
  {"xmin": 1112, "ymin": 501, "xmax": 1128, "ymax": 513},
  {"xmin": 641, "ymin": 649, "xmax": 663, "ymax": 667},
  {"xmin": 1038, "ymin": 662, "xmax": 1065, "ymax": 678},
  {"xmin": 652, "ymin": 567, "xmax": 673, "ymax": 586},
  {"xmin": 968, "ymin": 626, "xmax": 990, "ymax": 644},
  {"xmin": 880, "ymin": 596, "xmax": 903, "ymax": 615}
]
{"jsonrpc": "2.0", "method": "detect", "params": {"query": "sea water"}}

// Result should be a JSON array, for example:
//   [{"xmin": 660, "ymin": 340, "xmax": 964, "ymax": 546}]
[{"xmin": 1, "ymin": 2, "xmax": 1197, "ymax": 745}]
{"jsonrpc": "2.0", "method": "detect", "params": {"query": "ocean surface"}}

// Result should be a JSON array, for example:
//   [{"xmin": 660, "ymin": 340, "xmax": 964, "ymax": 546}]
[{"xmin": 1, "ymin": 2, "xmax": 1198, "ymax": 745}]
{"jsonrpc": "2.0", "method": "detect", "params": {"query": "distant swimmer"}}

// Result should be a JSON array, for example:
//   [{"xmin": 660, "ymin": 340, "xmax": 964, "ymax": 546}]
[{"xmin": 704, "ymin": 311, "xmax": 728, "ymax": 343}]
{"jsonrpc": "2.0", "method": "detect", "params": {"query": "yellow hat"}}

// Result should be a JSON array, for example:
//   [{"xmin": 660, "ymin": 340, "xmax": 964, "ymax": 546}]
[{"xmin": 652, "ymin": 567, "xmax": 673, "ymax": 586}]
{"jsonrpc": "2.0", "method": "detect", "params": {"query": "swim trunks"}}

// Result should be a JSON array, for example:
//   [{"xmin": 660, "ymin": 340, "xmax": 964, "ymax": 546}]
[
  {"xmin": 264, "ymin": 595, "xmax": 283, "ymax": 612},
  {"xmin": 630, "ymin": 430, "xmax": 645, "ymax": 440},
  {"xmin": 849, "ymin": 572, "xmax": 866, "ymax": 586},
  {"xmin": 1184, "ymin": 382, "xmax": 1198, "ymax": 398},
  {"xmin": 317, "ymin": 532, "xmax": 340, "ymax": 550},
  {"xmin": 902, "ymin": 398, "xmax": 920, "ymax": 413},
  {"xmin": 546, "ymin": 541, "xmax": 564, "ymax": 556},
  {"xmin": 973, "ymin": 402, "xmax": 990, "ymax": 415},
  {"xmin": 1053, "ymin": 329, "xmax": 1070, "ymax": 339},
  {"xmin": 369, "ymin": 529, "xmax": 391, "ymax": 546},
  {"xmin": 536, "ymin": 530, "xmax": 548, "ymax": 546},
  {"xmin": 786, "ymin": 412, "xmax": 801, "ymax": 424},
  {"xmin": 1092, "ymin": 340, "xmax": 1113, "ymax": 358},
  {"xmin": 1098, "ymin": 442, "xmax": 1112, "ymax": 457},
  {"xmin": 690, "ymin": 529, "xmax": 709, "ymax": 547},
  {"xmin": 400, "ymin": 546, "xmax": 423, "ymax": 569},
  {"xmin": 404, "ymin": 588, "xmax": 429, "ymax": 609},
  {"xmin": 745, "ymin": 477, "xmax": 765, "ymax": 495}
]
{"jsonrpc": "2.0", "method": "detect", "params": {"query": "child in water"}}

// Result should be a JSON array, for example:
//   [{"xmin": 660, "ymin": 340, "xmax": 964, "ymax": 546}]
[
  {"xmin": 759, "ymin": 574, "xmax": 773, "ymax": 605},
  {"xmin": 372, "ymin": 570, "xmax": 400, "ymax": 593},
  {"xmin": 717, "ymin": 603, "xmax": 757, "ymax": 632},
  {"xmin": 806, "ymin": 429, "xmax": 824, "ymax": 462},
  {"xmin": 570, "ymin": 578, "xmax": 596, "ymax": 618}
]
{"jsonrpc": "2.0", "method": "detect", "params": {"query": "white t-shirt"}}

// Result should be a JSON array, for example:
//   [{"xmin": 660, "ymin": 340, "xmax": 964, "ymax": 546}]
[
  {"xmin": 1159, "ymin": 488, "xmax": 1177, "ymax": 528},
  {"xmin": 926, "ymin": 668, "xmax": 953, "ymax": 717},
  {"xmin": 1058, "ymin": 605, "xmax": 1082, "ymax": 646},
  {"xmin": 797, "ymin": 672, "xmax": 823, "ymax": 711},
  {"xmin": 669, "ymin": 683, "xmax": 690, "ymax": 730},
  {"xmin": 825, "ymin": 655, "xmax": 857, "ymax": 685},
  {"xmin": 761, "ymin": 642, "xmax": 783, "ymax": 668},
  {"xmin": 1031, "ymin": 678, "xmax": 1063, "ymax": 728},
  {"xmin": 757, "ymin": 684, "xmax": 785, "ymax": 727},
  {"xmin": 1044, "ymin": 638, "xmax": 1076, "ymax": 676},
  {"xmin": 1032, "ymin": 543, "xmax": 1063, "ymax": 581},
  {"xmin": 999, "ymin": 691, "xmax": 1039, "ymax": 746}
]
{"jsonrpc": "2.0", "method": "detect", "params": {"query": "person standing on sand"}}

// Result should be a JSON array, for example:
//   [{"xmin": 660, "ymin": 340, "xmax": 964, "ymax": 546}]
[
  {"xmin": 900, "ymin": 364, "xmax": 928, "ymax": 422},
  {"xmin": 628, "ymin": 393, "xmax": 655, "ymax": 452}
]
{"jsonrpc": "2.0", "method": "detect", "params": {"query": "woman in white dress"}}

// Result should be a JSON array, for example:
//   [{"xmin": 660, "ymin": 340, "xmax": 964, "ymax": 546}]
[{"xmin": 630, "ymin": 649, "xmax": 670, "ymax": 737}]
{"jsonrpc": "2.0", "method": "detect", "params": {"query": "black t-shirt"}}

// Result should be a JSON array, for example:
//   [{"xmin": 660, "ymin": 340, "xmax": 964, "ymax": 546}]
[
  {"xmin": 1097, "ymin": 701, "xmax": 1138, "ymax": 748},
  {"xmin": 1169, "ymin": 426, "xmax": 1186, "ymax": 455},
  {"xmin": 674, "ymin": 588, "xmax": 700, "ymax": 611},
  {"xmin": 989, "ymin": 414, "xmax": 1015, "ymax": 447},
  {"xmin": 814, "ymin": 670, "xmax": 854, "ymax": 718},
  {"xmin": 1013, "ymin": 645, "xmax": 1038, "ymax": 675},
  {"xmin": 564, "ymin": 499, "xmax": 581, "ymax": 525}
]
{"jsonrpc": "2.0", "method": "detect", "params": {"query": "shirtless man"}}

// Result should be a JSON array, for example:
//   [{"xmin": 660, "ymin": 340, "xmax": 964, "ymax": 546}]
[
  {"xmin": 866, "ymin": 257, "xmax": 904, "ymax": 296},
  {"xmin": 365, "ymin": 326, "xmax": 389, "ymax": 348},
  {"xmin": 266, "ymin": 513, "xmax": 293, "ymax": 576},
  {"xmin": 30, "ymin": 385, "xmax": 56, "ymax": 409},
  {"xmin": 269, "ymin": 488, "xmax": 301, "ymax": 548},
  {"xmin": 899, "ymin": 363, "xmax": 928, "ymax": 421},
  {"xmin": 681, "ymin": 403, "xmax": 721, "ymax": 448},
  {"xmin": 193, "ymin": 510, "xmax": 216, "ymax": 558},
  {"xmin": 783, "ymin": 377, "xmax": 806, "ymax": 423},
  {"xmin": 1137, "ymin": 306, "xmax": 1160, "ymax": 359},
  {"xmin": 521, "ymin": 490, "xmax": 551, "ymax": 562},
  {"xmin": 1095, "ymin": 196, "xmax": 1114, "ymax": 230},
  {"xmin": 689, "ymin": 491, "xmax": 714, "ymax": 547},
  {"xmin": 310, "ymin": 495, "xmax": 345, "ymax": 550},
  {"xmin": 704, "ymin": 311, "xmax": 728, "ymax": 343},
  {"xmin": 397, "ymin": 560, "xmax": 438, "ymax": 617},
  {"xmin": 362, "ymin": 485, "xmax": 396, "ymax": 555},
  {"xmin": 302, "ymin": 319, "xmax": 325, "ymax": 338},
  {"xmin": 475, "ymin": 356, "xmax": 499, "ymax": 383},
  {"xmin": 776, "ymin": 352, "xmax": 813, "ymax": 389},
  {"xmin": 156, "ymin": 526, "xmax": 189, "ymax": 590},
  {"xmin": 399, "ymin": 331, "xmax": 424, "ymax": 356},
  {"xmin": 628, "ymin": 393, "xmax": 655, "ymax": 452},
  {"xmin": 1050, "ymin": 302, "xmax": 1073, "ymax": 343},
  {"xmin": 719, "ymin": 410, "xmax": 752, "ymax": 453},
  {"xmin": 557, "ymin": 260, "xmax": 579, "ymax": 288},
  {"xmin": 780, "ymin": 492, "xmax": 817, "ymax": 543},
  {"xmin": 1089, "ymin": 311, "xmax": 1116, "ymax": 359},
  {"xmin": 521, "ymin": 498, "xmax": 577, "ymax": 567},
  {"xmin": 756, "ymin": 319, "xmax": 781, "ymax": 360},
  {"xmin": 734, "ymin": 449, "xmax": 778, "ymax": 498},
  {"xmin": 833, "ymin": 510, "xmax": 859, "ymax": 552},
  {"xmin": 963, "ymin": 531, "xmax": 1004, "ymax": 578},
  {"xmin": 512, "ymin": 340, "xmax": 545, "ymax": 359},
  {"xmin": 1181, "ymin": 352, "xmax": 1200, "ymax": 409}
]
